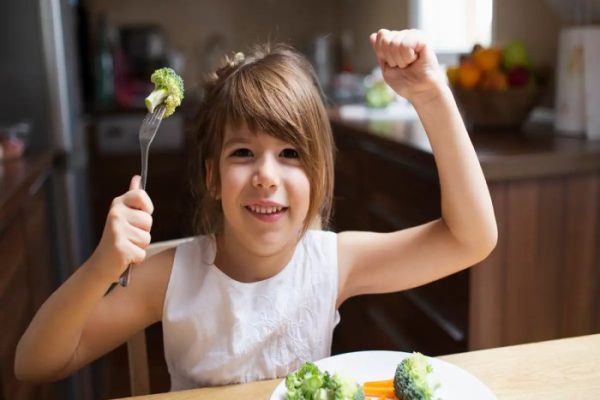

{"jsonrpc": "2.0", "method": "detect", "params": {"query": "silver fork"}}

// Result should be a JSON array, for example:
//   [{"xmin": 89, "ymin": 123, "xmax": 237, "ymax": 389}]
[{"xmin": 119, "ymin": 105, "xmax": 166, "ymax": 287}]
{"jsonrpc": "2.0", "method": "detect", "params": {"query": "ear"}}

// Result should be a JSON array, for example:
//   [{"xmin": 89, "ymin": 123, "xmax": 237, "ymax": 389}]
[
  {"xmin": 205, "ymin": 160, "xmax": 220, "ymax": 199},
  {"xmin": 204, "ymin": 160, "xmax": 221, "ymax": 200}
]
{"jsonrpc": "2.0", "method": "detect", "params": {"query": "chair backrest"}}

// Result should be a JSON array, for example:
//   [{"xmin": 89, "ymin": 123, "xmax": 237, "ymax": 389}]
[
  {"xmin": 127, "ymin": 330, "xmax": 150, "ymax": 396},
  {"xmin": 126, "ymin": 237, "xmax": 194, "ymax": 396}
]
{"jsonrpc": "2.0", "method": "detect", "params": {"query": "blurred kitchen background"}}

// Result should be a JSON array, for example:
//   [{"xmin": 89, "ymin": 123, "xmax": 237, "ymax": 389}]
[{"xmin": 1, "ymin": 0, "xmax": 600, "ymax": 399}]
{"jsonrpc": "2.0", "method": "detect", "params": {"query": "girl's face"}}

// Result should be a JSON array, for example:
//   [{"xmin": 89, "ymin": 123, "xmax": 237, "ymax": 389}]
[{"xmin": 215, "ymin": 124, "xmax": 310, "ymax": 254}]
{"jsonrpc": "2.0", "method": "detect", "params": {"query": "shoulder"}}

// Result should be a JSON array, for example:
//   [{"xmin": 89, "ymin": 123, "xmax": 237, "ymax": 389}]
[
  {"xmin": 161, "ymin": 236, "xmax": 216, "ymax": 308},
  {"xmin": 302, "ymin": 230, "xmax": 338, "ymax": 258},
  {"xmin": 133, "ymin": 236, "xmax": 201, "ymax": 320},
  {"xmin": 304, "ymin": 229, "xmax": 337, "ymax": 242},
  {"xmin": 336, "ymin": 230, "xmax": 382, "ymax": 304}
]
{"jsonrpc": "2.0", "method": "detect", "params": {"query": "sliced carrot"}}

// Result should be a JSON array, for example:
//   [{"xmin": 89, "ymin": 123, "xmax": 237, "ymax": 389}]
[
  {"xmin": 363, "ymin": 386, "xmax": 395, "ymax": 397},
  {"xmin": 363, "ymin": 378, "xmax": 394, "ymax": 388}
]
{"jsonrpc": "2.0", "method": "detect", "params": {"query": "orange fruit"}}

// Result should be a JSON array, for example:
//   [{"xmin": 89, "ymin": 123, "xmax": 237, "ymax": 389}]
[
  {"xmin": 458, "ymin": 61, "xmax": 482, "ymax": 89},
  {"xmin": 481, "ymin": 70, "xmax": 508, "ymax": 91},
  {"xmin": 473, "ymin": 48, "xmax": 502, "ymax": 72}
]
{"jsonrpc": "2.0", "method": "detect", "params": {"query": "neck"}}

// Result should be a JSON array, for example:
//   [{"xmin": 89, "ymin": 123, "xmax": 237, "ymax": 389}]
[{"xmin": 213, "ymin": 228, "xmax": 299, "ymax": 283}]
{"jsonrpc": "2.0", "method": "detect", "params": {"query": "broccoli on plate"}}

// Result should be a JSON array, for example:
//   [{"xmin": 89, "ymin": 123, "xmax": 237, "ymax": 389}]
[
  {"xmin": 144, "ymin": 67, "xmax": 184, "ymax": 117},
  {"xmin": 285, "ymin": 362, "xmax": 364, "ymax": 400},
  {"xmin": 394, "ymin": 352, "xmax": 438, "ymax": 400}
]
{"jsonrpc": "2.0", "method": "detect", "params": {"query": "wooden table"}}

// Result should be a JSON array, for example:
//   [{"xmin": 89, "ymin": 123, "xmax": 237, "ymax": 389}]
[{"xmin": 114, "ymin": 334, "xmax": 600, "ymax": 399}]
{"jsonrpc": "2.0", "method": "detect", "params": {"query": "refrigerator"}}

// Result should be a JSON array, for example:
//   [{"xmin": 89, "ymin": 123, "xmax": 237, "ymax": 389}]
[
  {"xmin": 0, "ymin": 1, "xmax": 93, "ymax": 269},
  {"xmin": 0, "ymin": 0, "xmax": 95, "ymax": 398}
]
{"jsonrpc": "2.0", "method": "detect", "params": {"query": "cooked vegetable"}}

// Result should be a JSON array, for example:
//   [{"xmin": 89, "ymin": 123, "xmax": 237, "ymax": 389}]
[
  {"xmin": 363, "ymin": 379, "xmax": 394, "ymax": 388},
  {"xmin": 362, "ymin": 385, "xmax": 395, "ymax": 398},
  {"xmin": 285, "ymin": 362, "xmax": 325, "ymax": 399},
  {"xmin": 393, "ymin": 352, "xmax": 437, "ymax": 400},
  {"xmin": 363, "ymin": 378, "xmax": 394, "ymax": 398},
  {"xmin": 285, "ymin": 362, "xmax": 364, "ymax": 400},
  {"xmin": 144, "ymin": 67, "xmax": 184, "ymax": 117},
  {"xmin": 330, "ymin": 373, "xmax": 365, "ymax": 400}
]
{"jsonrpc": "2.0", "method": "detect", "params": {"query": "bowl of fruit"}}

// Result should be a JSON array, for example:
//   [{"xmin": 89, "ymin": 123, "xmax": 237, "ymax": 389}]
[{"xmin": 447, "ymin": 41, "xmax": 545, "ymax": 131}]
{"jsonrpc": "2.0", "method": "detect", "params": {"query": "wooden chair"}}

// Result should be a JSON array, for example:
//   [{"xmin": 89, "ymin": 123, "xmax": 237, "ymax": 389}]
[{"xmin": 126, "ymin": 237, "xmax": 194, "ymax": 396}]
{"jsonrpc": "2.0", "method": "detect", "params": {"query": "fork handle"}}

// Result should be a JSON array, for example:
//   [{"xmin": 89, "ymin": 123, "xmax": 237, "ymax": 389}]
[{"xmin": 119, "ymin": 143, "xmax": 151, "ymax": 287}]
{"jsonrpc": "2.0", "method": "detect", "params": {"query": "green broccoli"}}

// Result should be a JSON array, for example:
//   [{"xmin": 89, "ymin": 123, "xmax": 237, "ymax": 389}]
[
  {"xmin": 144, "ymin": 67, "xmax": 184, "ymax": 118},
  {"xmin": 286, "ymin": 362, "xmax": 325, "ymax": 399},
  {"xmin": 330, "ymin": 373, "xmax": 365, "ymax": 400},
  {"xmin": 394, "ymin": 352, "xmax": 438, "ymax": 400},
  {"xmin": 285, "ymin": 362, "xmax": 364, "ymax": 400}
]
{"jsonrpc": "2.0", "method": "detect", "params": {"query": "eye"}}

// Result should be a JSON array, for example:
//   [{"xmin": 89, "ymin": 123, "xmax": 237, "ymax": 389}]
[
  {"xmin": 280, "ymin": 148, "xmax": 299, "ymax": 159},
  {"xmin": 230, "ymin": 148, "xmax": 253, "ymax": 158}
]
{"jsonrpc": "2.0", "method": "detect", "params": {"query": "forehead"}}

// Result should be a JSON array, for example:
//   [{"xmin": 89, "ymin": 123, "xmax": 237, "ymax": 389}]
[
  {"xmin": 223, "ymin": 123, "xmax": 289, "ymax": 146},
  {"xmin": 223, "ymin": 122, "xmax": 253, "ymax": 141}
]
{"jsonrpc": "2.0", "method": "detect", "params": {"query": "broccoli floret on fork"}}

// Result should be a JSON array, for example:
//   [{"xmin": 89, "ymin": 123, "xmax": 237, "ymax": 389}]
[{"xmin": 144, "ymin": 67, "xmax": 184, "ymax": 118}]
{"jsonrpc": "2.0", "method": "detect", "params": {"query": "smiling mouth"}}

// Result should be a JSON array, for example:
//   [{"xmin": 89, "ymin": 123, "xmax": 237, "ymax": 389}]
[{"xmin": 245, "ymin": 205, "xmax": 289, "ymax": 215}]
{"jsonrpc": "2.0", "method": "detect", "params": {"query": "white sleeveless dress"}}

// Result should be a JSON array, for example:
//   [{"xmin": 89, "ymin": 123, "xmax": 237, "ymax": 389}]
[{"xmin": 161, "ymin": 230, "xmax": 340, "ymax": 390}]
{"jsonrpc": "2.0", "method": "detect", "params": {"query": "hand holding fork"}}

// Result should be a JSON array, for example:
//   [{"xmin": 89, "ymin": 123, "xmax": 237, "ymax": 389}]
[{"xmin": 118, "ymin": 105, "xmax": 166, "ymax": 287}]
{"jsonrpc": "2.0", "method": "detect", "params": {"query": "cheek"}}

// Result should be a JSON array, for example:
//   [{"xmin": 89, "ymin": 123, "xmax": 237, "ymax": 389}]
[
  {"xmin": 290, "ymin": 170, "xmax": 311, "ymax": 211},
  {"xmin": 219, "ymin": 165, "xmax": 250, "ymax": 204}
]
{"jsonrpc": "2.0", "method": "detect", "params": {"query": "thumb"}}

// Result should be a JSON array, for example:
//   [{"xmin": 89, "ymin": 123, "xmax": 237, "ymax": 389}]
[{"xmin": 129, "ymin": 175, "xmax": 141, "ymax": 191}]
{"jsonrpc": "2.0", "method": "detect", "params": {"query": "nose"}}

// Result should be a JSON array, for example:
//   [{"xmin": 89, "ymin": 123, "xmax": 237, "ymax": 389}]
[{"xmin": 252, "ymin": 154, "xmax": 279, "ymax": 190}]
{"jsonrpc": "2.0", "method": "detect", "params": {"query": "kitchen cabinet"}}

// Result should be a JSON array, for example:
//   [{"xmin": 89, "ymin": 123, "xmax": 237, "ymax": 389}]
[
  {"xmin": 86, "ymin": 111, "xmax": 191, "ymax": 243},
  {"xmin": 329, "ymin": 113, "xmax": 600, "ymax": 355},
  {"xmin": 0, "ymin": 153, "xmax": 68, "ymax": 400}
]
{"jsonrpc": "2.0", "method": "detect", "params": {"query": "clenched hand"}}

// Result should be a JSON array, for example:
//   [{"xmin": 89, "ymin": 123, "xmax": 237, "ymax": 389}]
[
  {"xmin": 369, "ymin": 29, "xmax": 445, "ymax": 105},
  {"xmin": 90, "ymin": 175, "xmax": 154, "ymax": 283}
]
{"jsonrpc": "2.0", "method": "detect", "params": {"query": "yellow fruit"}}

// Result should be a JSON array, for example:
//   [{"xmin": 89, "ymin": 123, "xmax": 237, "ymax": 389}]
[
  {"xmin": 446, "ymin": 66, "xmax": 460, "ymax": 87},
  {"xmin": 458, "ymin": 61, "xmax": 482, "ymax": 89}
]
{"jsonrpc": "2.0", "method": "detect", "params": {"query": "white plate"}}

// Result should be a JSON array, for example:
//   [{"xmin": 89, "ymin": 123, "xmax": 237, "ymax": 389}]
[{"xmin": 270, "ymin": 351, "xmax": 496, "ymax": 399}]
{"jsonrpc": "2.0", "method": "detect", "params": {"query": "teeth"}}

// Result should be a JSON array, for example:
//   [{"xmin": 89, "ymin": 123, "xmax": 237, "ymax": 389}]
[{"xmin": 248, "ymin": 205, "xmax": 284, "ymax": 214}]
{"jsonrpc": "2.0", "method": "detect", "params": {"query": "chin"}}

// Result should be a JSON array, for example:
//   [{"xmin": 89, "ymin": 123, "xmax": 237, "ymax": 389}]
[{"xmin": 245, "ymin": 228, "xmax": 300, "ymax": 254}]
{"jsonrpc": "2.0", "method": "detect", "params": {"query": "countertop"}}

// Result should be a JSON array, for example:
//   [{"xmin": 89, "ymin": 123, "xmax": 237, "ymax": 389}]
[
  {"xmin": 329, "ymin": 110, "xmax": 600, "ymax": 182},
  {"xmin": 115, "ymin": 333, "xmax": 600, "ymax": 400}
]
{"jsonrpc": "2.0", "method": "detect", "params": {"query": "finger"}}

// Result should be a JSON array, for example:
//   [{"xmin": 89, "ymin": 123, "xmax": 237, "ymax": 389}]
[
  {"xmin": 127, "ymin": 225, "xmax": 152, "ymax": 248},
  {"xmin": 129, "ymin": 175, "xmax": 141, "ymax": 191},
  {"xmin": 126, "ymin": 209, "xmax": 153, "ymax": 231},
  {"xmin": 378, "ymin": 30, "xmax": 397, "ymax": 67},
  {"xmin": 389, "ymin": 32, "xmax": 409, "ymax": 68},
  {"xmin": 372, "ymin": 29, "xmax": 388, "ymax": 62},
  {"xmin": 399, "ymin": 32, "xmax": 421, "ymax": 66},
  {"xmin": 370, "ymin": 33, "xmax": 387, "ymax": 71},
  {"xmin": 404, "ymin": 30, "xmax": 427, "ymax": 60},
  {"xmin": 114, "ymin": 236, "xmax": 146, "ymax": 265},
  {"xmin": 122, "ymin": 189, "xmax": 154, "ymax": 214},
  {"xmin": 369, "ymin": 32, "xmax": 377, "ymax": 49},
  {"xmin": 128, "ymin": 244, "xmax": 147, "ymax": 265}
]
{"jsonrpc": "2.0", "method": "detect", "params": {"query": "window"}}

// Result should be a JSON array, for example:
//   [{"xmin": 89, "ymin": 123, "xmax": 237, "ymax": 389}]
[{"xmin": 409, "ymin": 0, "xmax": 494, "ymax": 65}]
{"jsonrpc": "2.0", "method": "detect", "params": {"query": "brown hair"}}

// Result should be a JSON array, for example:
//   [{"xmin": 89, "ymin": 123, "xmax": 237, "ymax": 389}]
[{"xmin": 189, "ymin": 43, "xmax": 335, "ymax": 236}]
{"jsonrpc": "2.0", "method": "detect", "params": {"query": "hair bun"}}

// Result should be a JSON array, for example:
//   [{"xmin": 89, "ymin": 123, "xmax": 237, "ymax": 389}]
[
  {"xmin": 233, "ymin": 52, "xmax": 245, "ymax": 64},
  {"xmin": 227, "ymin": 51, "xmax": 245, "ymax": 68}
]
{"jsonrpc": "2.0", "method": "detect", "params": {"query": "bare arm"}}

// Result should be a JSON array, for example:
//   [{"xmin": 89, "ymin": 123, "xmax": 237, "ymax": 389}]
[
  {"xmin": 15, "ymin": 176, "xmax": 172, "ymax": 382},
  {"xmin": 338, "ymin": 29, "xmax": 497, "ymax": 305}
]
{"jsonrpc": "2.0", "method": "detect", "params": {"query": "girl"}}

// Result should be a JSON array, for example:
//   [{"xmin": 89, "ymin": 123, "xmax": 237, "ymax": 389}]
[{"xmin": 15, "ymin": 29, "xmax": 497, "ymax": 390}]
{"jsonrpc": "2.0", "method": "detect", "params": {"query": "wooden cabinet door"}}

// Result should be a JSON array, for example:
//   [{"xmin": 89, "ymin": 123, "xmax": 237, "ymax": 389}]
[
  {"xmin": 23, "ymin": 183, "xmax": 53, "ymax": 316},
  {"xmin": 0, "ymin": 215, "xmax": 36, "ymax": 400}
]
